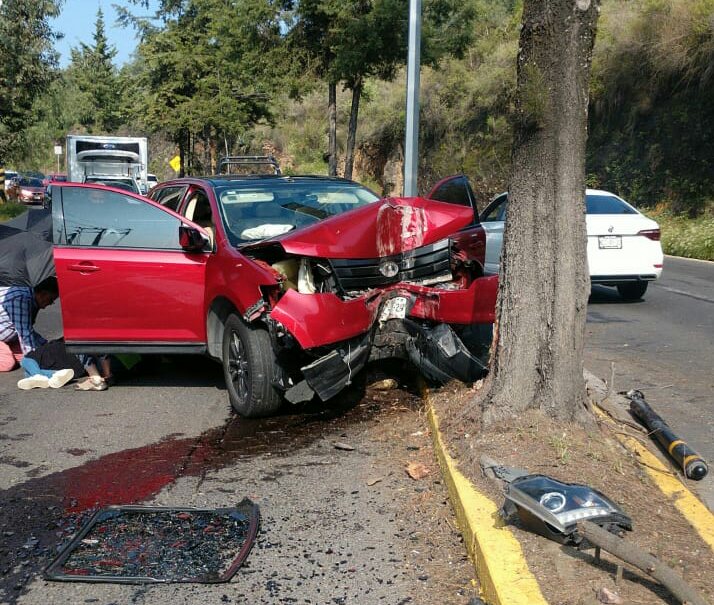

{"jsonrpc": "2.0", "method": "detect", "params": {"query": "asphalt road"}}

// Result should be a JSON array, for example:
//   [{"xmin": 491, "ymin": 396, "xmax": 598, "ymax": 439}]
[
  {"xmin": 0, "ymin": 307, "xmax": 476, "ymax": 605},
  {"xmin": 584, "ymin": 255, "xmax": 714, "ymax": 509}
]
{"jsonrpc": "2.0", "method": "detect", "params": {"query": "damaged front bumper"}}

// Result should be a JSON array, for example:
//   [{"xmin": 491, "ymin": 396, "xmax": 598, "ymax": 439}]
[{"xmin": 269, "ymin": 276, "xmax": 497, "ymax": 401}]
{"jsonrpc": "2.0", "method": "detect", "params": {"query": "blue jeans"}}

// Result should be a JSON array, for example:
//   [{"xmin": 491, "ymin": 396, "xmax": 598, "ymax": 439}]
[{"xmin": 20, "ymin": 357, "xmax": 54, "ymax": 379}]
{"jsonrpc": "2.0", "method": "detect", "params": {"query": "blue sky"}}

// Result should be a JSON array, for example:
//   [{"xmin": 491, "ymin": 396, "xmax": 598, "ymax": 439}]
[{"xmin": 52, "ymin": 0, "xmax": 159, "ymax": 68}]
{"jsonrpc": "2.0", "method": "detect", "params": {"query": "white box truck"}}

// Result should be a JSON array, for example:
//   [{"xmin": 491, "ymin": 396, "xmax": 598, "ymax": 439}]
[{"xmin": 66, "ymin": 135, "xmax": 148, "ymax": 194}]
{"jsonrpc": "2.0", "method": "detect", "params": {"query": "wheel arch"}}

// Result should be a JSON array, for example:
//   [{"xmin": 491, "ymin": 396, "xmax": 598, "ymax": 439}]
[{"xmin": 206, "ymin": 296, "xmax": 239, "ymax": 361}]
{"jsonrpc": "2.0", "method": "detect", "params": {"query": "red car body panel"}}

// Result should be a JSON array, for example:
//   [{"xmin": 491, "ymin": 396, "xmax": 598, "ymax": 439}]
[
  {"xmin": 269, "ymin": 290, "xmax": 378, "ymax": 349},
  {"xmin": 255, "ymin": 196, "xmax": 475, "ymax": 259},
  {"xmin": 269, "ymin": 276, "xmax": 498, "ymax": 350},
  {"xmin": 54, "ymin": 247, "xmax": 208, "ymax": 342}
]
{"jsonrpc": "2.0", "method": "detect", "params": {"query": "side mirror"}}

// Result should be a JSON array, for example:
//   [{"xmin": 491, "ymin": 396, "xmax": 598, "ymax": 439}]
[{"xmin": 179, "ymin": 225, "xmax": 209, "ymax": 252}]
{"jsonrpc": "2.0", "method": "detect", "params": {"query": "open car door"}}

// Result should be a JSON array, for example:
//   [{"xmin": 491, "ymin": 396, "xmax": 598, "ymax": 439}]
[
  {"xmin": 426, "ymin": 175, "xmax": 486, "ymax": 269},
  {"xmin": 51, "ymin": 184, "xmax": 210, "ymax": 354}
]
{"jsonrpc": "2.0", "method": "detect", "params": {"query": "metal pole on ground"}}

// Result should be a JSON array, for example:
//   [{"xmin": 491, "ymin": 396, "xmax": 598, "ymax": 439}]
[{"xmin": 403, "ymin": 0, "xmax": 422, "ymax": 197}]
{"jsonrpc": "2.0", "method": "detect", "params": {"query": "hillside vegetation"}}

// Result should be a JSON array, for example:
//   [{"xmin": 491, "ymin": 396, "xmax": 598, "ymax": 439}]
[{"xmin": 5, "ymin": 0, "xmax": 714, "ymax": 230}]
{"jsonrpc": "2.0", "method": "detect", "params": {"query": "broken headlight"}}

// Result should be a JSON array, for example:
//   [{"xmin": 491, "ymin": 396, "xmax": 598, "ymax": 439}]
[{"xmin": 503, "ymin": 475, "xmax": 632, "ymax": 544}]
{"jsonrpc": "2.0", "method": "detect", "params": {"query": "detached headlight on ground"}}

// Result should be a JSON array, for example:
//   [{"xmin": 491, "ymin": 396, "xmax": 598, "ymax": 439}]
[{"xmin": 503, "ymin": 475, "xmax": 632, "ymax": 544}]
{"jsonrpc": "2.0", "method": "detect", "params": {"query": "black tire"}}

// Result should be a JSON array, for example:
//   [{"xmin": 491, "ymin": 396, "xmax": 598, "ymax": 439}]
[
  {"xmin": 616, "ymin": 281, "xmax": 648, "ymax": 300},
  {"xmin": 222, "ymin": 314, "xmax": 283, "ymax": 418}
]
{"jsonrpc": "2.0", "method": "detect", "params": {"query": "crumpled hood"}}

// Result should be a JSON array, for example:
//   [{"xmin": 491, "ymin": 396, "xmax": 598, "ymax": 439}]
[{"xmin": 243, "ymin": 196, "xmax": 474, "ymax": 259}]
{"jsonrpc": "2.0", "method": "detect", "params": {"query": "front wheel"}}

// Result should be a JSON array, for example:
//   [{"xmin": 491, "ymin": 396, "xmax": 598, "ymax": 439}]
[
  {"xmin": 616, "ymin": 281, "xmax": 648, "ymax": 300},
  {"xmin": 222, "ymin": 314, "xmax": 283, "ymax": 418}
]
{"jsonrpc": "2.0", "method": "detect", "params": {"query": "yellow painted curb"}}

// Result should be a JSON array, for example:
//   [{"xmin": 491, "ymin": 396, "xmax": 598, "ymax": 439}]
[
  {"xmin": 594, "ymin": 405, "xmax": 714, "ymax": 551},
  {"xmin": 423, "ymin": 394, "xmax": 549, "ymax": 605}
]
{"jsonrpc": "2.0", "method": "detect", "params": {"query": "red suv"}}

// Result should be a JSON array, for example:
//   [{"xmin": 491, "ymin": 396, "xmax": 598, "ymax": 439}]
[{"xmin": 51, "ymin": 175, "xmax": 496, "ymax": 417}]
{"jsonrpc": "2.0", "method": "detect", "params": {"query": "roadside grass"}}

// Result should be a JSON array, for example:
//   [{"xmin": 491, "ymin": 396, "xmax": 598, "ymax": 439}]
[
  {"xmin": 0, "ymin": 202, "xmax": 28, "ymax": 222},
  {"xmin": 647, "ymin": 207, "xmax": 714, "ymax": 261}
]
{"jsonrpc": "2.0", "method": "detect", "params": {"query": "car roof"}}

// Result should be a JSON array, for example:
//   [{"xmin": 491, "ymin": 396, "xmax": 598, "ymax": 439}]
[
  {"xmin": 585, "ymin": 188, "xmax": 619, "ymax": 197},
  {"xmin": 185, "ymin": 174, "xmax": 363, "ymax": 188}
]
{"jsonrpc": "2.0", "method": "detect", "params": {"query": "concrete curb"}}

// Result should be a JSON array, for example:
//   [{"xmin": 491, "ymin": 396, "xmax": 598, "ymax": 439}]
[
  {"xmin": 422, "ymin": 384, "xmax": 549, "ymax": 605},
  {"xmin": 665, "ymin": 254, "xmax": 714, "ymax": 265}
]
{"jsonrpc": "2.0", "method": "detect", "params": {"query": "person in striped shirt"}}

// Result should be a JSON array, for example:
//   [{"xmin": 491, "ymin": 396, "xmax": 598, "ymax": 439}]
[{"xmin": 0, "ymin": 277, "xmax": 59, "ymax": 372}]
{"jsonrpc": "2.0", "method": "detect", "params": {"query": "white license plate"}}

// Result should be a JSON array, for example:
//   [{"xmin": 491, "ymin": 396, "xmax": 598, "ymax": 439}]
[
  {"xmin": 379, "ymin": 296, "xmax": 408, "ymax": 322},
  {"xmin": 598, "ymin": 235, "xmax": 622, "ymax": 249}
]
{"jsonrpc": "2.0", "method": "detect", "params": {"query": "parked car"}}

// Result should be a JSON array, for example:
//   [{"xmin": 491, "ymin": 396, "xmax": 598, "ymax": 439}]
[
  {"xmin": 50, "ymin": 175, "xmax": 497, "ymax": 417},
  {"xmin": 7, "ymin": 175, "xmax": 46, "ymax": 205},
  {"xmin": 479, "ymin": 188, "xmax": 664, "ymax": 300},
  {"xmin": 4, "ymin": 170, "xmax": 18, "ymax": 192},
  {"xmin": 43, "ymin": 173, "xmax": 67, "ymax": 187}
]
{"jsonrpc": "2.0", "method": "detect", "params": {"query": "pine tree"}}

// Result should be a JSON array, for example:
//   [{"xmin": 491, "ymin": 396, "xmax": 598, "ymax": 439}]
[
  {"xmin": 0, "ymin": 0, "xmax": 62, "ymax": 164},
  {"xmin": 67, "ymin": 8, "xmax": 123, "ymax": 133}
]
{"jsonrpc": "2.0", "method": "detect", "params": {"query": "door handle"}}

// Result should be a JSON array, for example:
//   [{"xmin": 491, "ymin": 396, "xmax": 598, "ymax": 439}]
[{"xmin": 68, "ymin": 263, "xmax": 101, "ymax": 273}]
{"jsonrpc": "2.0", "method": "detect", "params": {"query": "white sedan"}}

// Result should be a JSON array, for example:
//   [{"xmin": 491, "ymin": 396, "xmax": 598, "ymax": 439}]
[{"xmin": 479, "ymin": 189, "xmax": 664, "ymax": 300}]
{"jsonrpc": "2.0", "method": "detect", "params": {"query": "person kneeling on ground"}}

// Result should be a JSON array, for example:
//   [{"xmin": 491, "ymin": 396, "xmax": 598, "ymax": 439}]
[
  {"xmin": 16, "ymin": 339, "xmax": 111, "ymax": 391},
  {"xmin": 0, "ymin": 277, "xmax": 58, "ymax": 372}
]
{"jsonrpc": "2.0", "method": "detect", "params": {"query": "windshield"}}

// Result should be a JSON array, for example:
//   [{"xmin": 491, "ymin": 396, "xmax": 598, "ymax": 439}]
[
  {"xmin": 19, "ymin": 177, "xmax": 43, "ymax": 187},
  {"xmin": 586, "ymin": 194, "xmax": 637, "ymax": 214},
  {"xmin": 85, "ymin": 178, "xmax": 139, "ymax": 194},
  {"xmin": 216, "ymin": 180, "xmax": 380, "ymax": 245}
]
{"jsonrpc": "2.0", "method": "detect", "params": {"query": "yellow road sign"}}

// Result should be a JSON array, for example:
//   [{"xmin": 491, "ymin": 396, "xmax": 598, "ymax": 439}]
[{"xmin": 169, "ymin": 155, "xmax": 181, "ymax": 173}]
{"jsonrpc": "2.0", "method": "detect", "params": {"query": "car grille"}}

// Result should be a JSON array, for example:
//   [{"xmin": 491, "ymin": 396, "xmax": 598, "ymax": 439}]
[{"xmin": 329, "ymin": 239, "xmax": 451, "ymax": 290}]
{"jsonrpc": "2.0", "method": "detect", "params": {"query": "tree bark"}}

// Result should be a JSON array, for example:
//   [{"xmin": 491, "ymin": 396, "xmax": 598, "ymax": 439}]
[
  {"xmin": 480, "ymin": 0, "xmax": 600, "ymax": 425},
  {"xmin": 344, "ymin": 76, "xmax": 363, "ymax": 180},
  {"xmin": 328, "ymin": 81, "xmax": 337, "ymax": 177}
]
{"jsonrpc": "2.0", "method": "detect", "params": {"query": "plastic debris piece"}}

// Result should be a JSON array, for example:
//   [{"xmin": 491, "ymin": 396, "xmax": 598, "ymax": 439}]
[{"xmin": 44, "ymin": 500, "xmax": 259, "ymax": 584}]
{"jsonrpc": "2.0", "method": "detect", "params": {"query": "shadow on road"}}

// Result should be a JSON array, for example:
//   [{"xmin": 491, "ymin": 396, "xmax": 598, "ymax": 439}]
[
  {"xmin": 588, "ymin": 285, "xmax": 646, "ymax": 305},
  {"xmin": 0, "ymin": 366, "xmax": 420, "ymax": 603}
]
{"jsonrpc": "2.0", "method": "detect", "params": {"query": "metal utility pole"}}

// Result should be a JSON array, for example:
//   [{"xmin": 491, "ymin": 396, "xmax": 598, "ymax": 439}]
[{"xmin": 403, "ymin": 0, "xmax": 422, "ymax": 197}]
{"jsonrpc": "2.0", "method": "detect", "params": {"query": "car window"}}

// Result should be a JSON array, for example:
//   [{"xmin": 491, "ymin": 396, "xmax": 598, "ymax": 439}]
[
  {"xmin": 60, "ymin": 186, "xmax": 182, "ymax": 249},
  {"xmin": 18, "ymin": 177, "xmax": 43, "ymax": 187},
  {"xmin": 586, "ymin": 194, "xmax": 637, "ymax": 215},
  {"xmin": 216, "ymin": 181, "xmax": 380, "ymax": 245},
  {"xmin": 182, "ymin": 190, "xmax": 214, "ymax": 228},
  {"xmin": 429, "ymin": 177, "xmax": 475, "ymax": 209},
  {"xmin": 152, "ymin": 185, "xmax": 187, "ymax": 212},
  {"xmin": 482, "ymin": 195, "xmax": 507, "ymax": 222}
]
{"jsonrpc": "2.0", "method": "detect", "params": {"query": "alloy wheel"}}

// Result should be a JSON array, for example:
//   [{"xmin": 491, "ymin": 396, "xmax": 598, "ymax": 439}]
[{"xmin": 227, "ymin": 331, "xmax": 250, "ymax": 402}]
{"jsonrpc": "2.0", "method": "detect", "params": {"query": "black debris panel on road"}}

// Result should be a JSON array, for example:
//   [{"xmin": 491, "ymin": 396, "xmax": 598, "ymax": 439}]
[
  {"xmin": 44, "ymin": 500, "xmax": 259, "ymax": 584},
  {"xmin": 625, "ymin": 389, "xmax": 709, "ymax": 480}
]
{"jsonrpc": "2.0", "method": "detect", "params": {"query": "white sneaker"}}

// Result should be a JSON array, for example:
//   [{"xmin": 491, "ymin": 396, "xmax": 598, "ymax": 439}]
[
  {"xmin": 48, "ymin": 369, "xmax": 75, "ymax": 389},
  {"xmin": 17, "ymin": 375, "xmax": 51, "ymax": 390}
]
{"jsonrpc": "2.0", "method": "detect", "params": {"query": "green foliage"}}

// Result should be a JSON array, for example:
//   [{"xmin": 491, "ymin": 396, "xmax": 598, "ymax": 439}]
[
  {"xmin": 648, "ymin": 207, "xmax": 714, "ymax": 261},
  {"xmin": 0, "ymin": 202, "xmax": 30, "ymax": 222},
  {"xmin": 126, "ymin": 0, "xmax": 290, "ymax": 172},
  {"xmin": 587, "ymin": 0, "xmax": 714, "ymax": 212},
  {"xmin": 0, "ymin": 0, "xmax": 62, "ymax": 165}
]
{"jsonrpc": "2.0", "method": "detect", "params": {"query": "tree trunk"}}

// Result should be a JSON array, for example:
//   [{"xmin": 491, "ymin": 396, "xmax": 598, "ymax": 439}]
[
  {"xmin": 209, "ymin": 129, "xmax": 218, "ymax": 174},
  {"xmin": 344, "ymin": 76, "xmax": 363, "ymax": 181},
  {"xmin": 480, "ymin": 0, "xmax": 600, "ymax": 425},
  {"xmin": 178, "ymin": 130, "xmax": 186, "ymax": 178},
  {"xmin": 328, "ymin": 82, "xmax": 337, "ymax": 177}
]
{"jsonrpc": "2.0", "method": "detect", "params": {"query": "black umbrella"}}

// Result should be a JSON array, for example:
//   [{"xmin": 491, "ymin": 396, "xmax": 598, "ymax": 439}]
[
  {"xmin": 0, "ymin": 216, "xmax": 55, "ymax": 288},
  {"xmin": 4, "ymin": 207, "xmax": 53, "ymax": 241}
]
